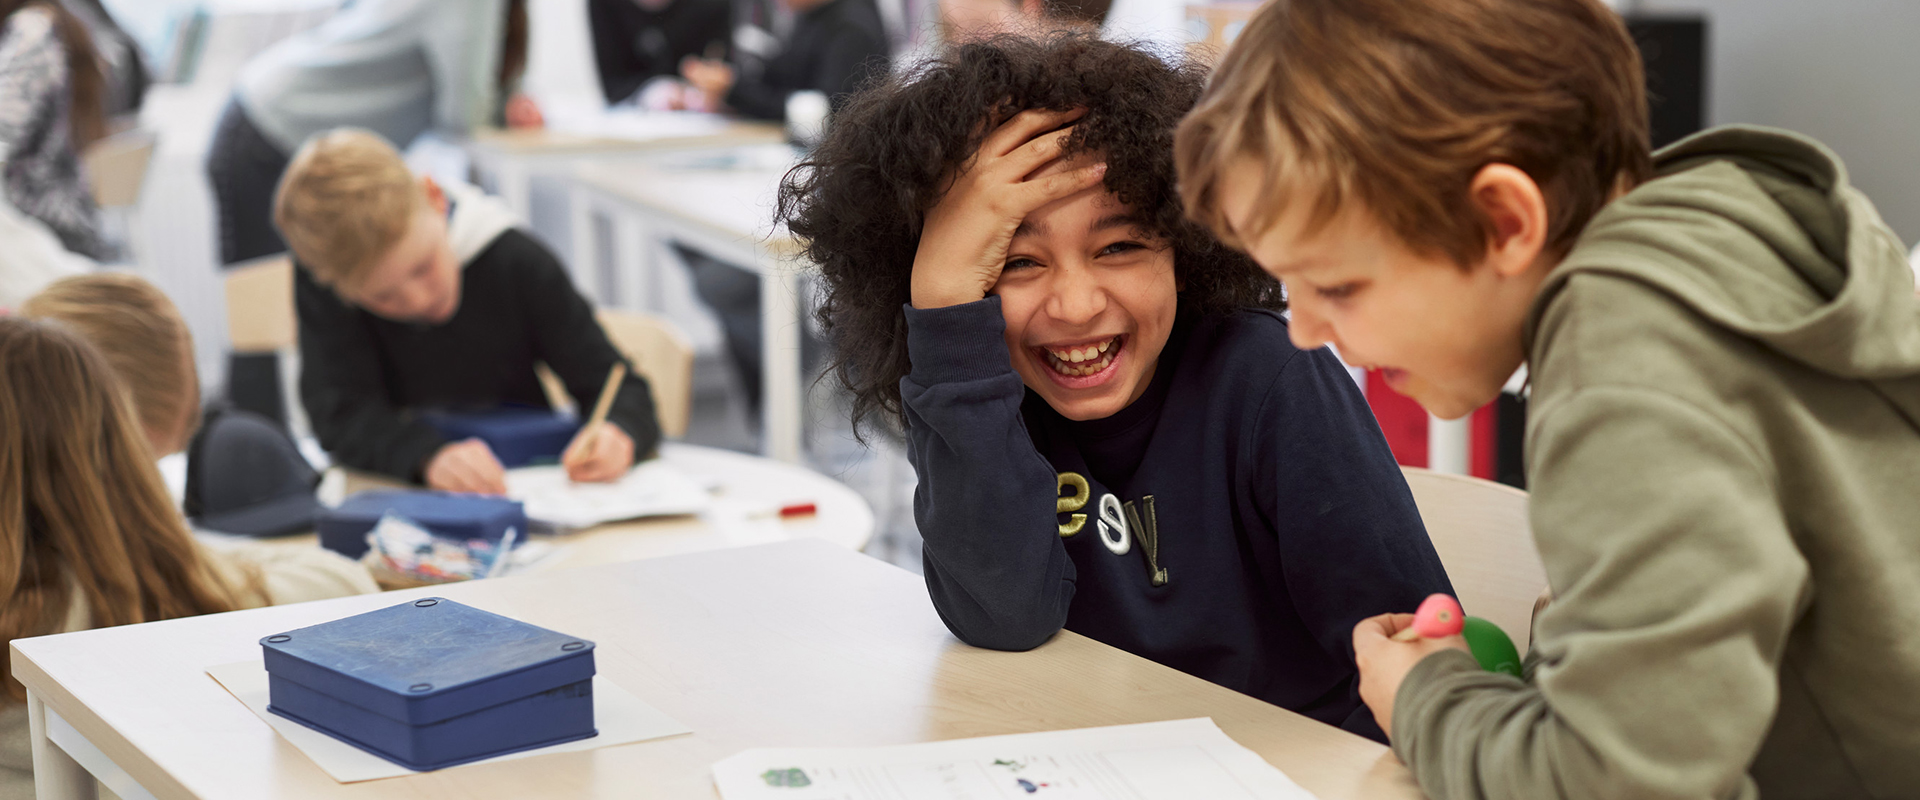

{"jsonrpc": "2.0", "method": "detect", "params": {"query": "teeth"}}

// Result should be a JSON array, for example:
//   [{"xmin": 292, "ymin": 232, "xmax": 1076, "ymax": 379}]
[
  {"xmin": 1048, "ymin": 337, "xmax": 1117, "ymax": 364},
  {"xmin": 1042, "ymin": 336, "xmax": 1120, "ymax": 377}
]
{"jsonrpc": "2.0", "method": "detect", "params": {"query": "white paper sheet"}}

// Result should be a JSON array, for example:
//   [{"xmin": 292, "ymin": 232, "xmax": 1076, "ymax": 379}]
[
  {"xmin": 543, "ymin": 106, "xmax": 737, "ymax": 141},
  {"xmin": 208, "ymin": 661, "xmax": 691, "ymax": 783},
  {"xmin": 712, "ymin": 718, "xmax": 1318, "ymax": 800},
  {"xmin": 504, "ymin": 460, "xmax": 711, "ymax": 529}
]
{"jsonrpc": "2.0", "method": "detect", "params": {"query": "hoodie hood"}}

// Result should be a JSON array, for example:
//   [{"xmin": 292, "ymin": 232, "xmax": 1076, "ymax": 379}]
[
  {"xmin": 1533, "ymin": 125, "xmax": 1920, "ymax": 384},
  {"xmin": 442, "ymin": 180, "xmax": 520, "ymax": 266}
]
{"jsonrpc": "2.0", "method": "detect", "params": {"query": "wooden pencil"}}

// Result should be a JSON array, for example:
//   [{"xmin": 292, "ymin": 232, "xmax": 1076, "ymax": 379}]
[{"xmin": 567, "ymin": 362, "xmax": 627, "ymax": 465}]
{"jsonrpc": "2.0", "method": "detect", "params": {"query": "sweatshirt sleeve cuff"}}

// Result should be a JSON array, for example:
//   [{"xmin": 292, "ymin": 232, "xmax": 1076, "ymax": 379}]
[
  {"xmin": 904, "ymin": 298, "xmax": 1016, "ymax": 386},
  {"xmin": 1390, "ymin": 648, "xmax": 1485, "ymax": 756},
  {"xmin": 394, "ymin": 429, "xmax": 451, "ymax": 484}
]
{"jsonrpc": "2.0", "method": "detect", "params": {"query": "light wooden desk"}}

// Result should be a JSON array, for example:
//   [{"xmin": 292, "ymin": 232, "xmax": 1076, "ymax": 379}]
[
  {"xmin": 13, "ymin": 540, "xmax": 1425, "ymax": 800},
  {"xmin": 307, "ymin": 442, "xmax": 876, "ymax": 572},
  {"xmin": 566, "ymin": 148, "xmax": 809, "ymax": 463}
]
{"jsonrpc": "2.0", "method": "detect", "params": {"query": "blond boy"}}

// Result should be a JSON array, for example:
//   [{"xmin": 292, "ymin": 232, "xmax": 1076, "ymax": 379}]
[
  {"xmin": 276, "ymin": 129, "xmax": 660, "ymax": 493},
  {"xmin": 1176, "ymin": 0, "xmax": 1920, "ymax": 797}
]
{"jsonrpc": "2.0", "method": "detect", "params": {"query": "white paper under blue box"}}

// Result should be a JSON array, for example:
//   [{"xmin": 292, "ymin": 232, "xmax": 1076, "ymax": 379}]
[{"xmin": 260, "ymin": 598, "xmax": 597, "ymax": 770}]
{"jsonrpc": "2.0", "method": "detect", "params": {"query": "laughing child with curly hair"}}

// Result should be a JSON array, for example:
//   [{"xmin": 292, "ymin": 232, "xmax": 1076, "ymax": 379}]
[{"xmin": 777, "ymin": 34, "xmax": 1454, "ymax": 741}]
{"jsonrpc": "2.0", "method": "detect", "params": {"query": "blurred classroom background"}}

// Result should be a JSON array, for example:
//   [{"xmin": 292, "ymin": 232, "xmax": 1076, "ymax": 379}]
[{"xmin": 12, "ymin": 0, "xmax": 1920, "ymax": 572}]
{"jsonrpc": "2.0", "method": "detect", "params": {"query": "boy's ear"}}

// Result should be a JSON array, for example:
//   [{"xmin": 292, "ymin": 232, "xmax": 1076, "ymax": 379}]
[
  {"xmin": 421, "ymin": 175, "xmax": 448, "ymax": 216},
  {"xmin": 1470, "ymin": 164, "xmax": 1548, "ymax": 278}
]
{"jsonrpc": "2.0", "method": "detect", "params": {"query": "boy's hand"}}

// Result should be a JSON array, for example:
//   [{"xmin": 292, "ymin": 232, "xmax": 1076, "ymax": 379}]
[
  {"xmin": 679, "ymin": 57, "xmax": 735, "ymax": 105},
  {"xmin": 425, "ymin": 438, "xmax": 508, "ymax": 496},
  {"xmin": 561, "ymin": 422, "xmax": 635, "ymax": 484},
  {"xmin": 505, "ymin": 92, "xmax": 545, "ymax": 129},
  {"xmin": 910, "ymin": 108, "xmax": 1108, "ymax": 309},
  {"xmin": 1353, "ymin": 612, "xmax": 1470, "ymax": 737}
]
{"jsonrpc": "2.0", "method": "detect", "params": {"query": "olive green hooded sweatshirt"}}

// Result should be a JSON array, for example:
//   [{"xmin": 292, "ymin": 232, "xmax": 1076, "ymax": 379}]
[{"xmin": 1391, "ymin": 126, "xmax": 1920, "ymax": 800}]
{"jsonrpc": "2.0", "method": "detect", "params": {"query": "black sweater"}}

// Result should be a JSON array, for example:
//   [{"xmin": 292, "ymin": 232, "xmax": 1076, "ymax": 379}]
[
  {"xmin": 902, "ymin": 298, "xmax": 1453, "ymax": 742},
  {"xmin": 723, "ymin": 0, "xmax": 888, "ymax": 120},
  {"xmin": 589, "ymin": 0, "xmax": 732, "ymax": 105},
  {"xmin": 296, "ymin": 230, "xmax": 662, "ymax": 481}
]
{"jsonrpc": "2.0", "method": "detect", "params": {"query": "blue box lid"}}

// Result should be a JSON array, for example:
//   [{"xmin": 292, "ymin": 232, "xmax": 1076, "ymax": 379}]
[
  {"xmin": 316, "ymin": 491, "xmax": 527, "ymax": 559},
  {"xmin": 422, "ymin": 409, "xmax": 578, "ymax": 468},
  {"xmin": 260, "ymin": 598, "xmax": 595, "ymax": 726}
]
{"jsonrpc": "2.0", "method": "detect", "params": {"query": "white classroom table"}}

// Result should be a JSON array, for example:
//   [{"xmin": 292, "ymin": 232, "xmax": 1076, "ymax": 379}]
[
  {"xmin": 310, "ymin": 442, "xmax": 875, "ymax": 573},
  {"xmin": 464, "ymin": 120, "xmax": 784, "ymax": 226},
  {"xmin": 566, "ymin": 146, "xmax": 811, "ymax": 464},
  {"xmin": 12, "ymin": 540, "xmax": 1427, "ymax": 800}
]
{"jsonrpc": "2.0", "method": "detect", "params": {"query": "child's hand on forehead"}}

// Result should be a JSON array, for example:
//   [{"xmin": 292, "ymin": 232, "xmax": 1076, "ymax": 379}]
[{"xmin": 911, "ymin": 108, "xmax": 1109, "ymax": 309}]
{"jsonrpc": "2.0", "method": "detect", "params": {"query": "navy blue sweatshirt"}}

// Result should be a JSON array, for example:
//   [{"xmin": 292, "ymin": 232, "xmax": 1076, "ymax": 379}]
[{"xmin": 902, "ymin": 297, "xmax": 1453, "ymax": 742}]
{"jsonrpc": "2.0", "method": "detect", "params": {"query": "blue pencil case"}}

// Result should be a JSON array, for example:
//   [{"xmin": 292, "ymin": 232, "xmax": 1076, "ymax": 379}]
[
  {"xmin": 317, "ymin": 491, "xmax": 526, "ymax": 559},
  {"xmin": 261, "ymin": 598, "xmax": 598, "ymax": 771},
  {"xmin": 422, "ymin": 409, "xmax": 579, "ymax": 468}
]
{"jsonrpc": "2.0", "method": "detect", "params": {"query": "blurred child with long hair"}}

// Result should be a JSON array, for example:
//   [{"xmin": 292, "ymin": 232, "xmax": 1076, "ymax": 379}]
[
  {"xmin": 21, "ymin": 273, "xmax": 200, "ymax": 456},
  {"xmin": 0, "ymin": 314, "xmax": 375, "ymax": 795}
]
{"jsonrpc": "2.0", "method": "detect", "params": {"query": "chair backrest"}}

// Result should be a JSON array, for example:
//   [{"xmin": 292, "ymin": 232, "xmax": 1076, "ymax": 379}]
[
  {"xmin": 81, "ymin": 128, "xmax": 157, "ymax": 208},
  {"xmin": 599, "ymin": 310, "xmax": 694, "ymax": 439},
  {"xmin": 1401, "ymin": 467, "xmax": 1547, "ymax": 652},
  {"xmin": 539, "ymin": 310, "xmax": 695, "ymax": 440},
  {"xmin": 224, "ymin": 255, "xmax": 296, "ymax": 353}
]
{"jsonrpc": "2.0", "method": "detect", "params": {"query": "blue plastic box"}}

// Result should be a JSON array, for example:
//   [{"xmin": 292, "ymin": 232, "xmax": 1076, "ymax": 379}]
[
  {"xmin": 316, "ymin": 491, "xmax": 527, "ymax": 559},
  {"xmin": 422, "ymin": 409, "xmax": 579, "ymax": 468},
  {"xmin": 261, "ymin": 598, "xmax": 597, "ymax": 770}
]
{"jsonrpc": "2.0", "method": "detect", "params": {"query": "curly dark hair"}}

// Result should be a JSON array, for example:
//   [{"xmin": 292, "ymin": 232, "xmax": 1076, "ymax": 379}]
[{"xmin": 776, "ymin": 33, "xmax": 1283, "ymax": 439}]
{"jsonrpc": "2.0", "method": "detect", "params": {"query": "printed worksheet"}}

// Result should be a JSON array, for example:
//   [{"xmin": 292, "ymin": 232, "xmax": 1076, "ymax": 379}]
[
  {"xmin": 712, "ymin": 719, "xmax": 1319, "ymax": 800},
  {"xmin": 505, "ymin": 460, "xmax": 710, "ymax": 529}
]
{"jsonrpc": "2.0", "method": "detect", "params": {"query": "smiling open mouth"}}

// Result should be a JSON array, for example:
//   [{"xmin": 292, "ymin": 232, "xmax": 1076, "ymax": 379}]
[{"xmin": 1040, "ymin": 335, "xmax": 1123, "ymax": 378}]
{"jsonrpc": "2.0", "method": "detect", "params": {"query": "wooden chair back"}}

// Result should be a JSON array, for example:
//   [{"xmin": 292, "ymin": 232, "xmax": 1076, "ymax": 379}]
[
  {"xmin": 81, "ymin": 128, "xmax": 157, "ymax": 208},
  {"xmin": 224, "ymin": 256, "xmax": 296, "ymax": 353},
  {"xmin": 1401, "ymin": 467, "xmax": 1547, "ymax": 652},
  {"xmin": 539, "ymin": 311, "xmax": 695, "ymax": 439}
]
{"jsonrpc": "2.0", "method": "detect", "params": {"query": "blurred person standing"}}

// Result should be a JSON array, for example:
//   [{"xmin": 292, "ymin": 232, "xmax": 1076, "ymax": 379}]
[
  {"xmin": 205, "ymin": 0, "xmax": 541, "ymax": 270},
  {"xmin": 590, "ymin": 0, "xmax": 731, "ymax": 106},
  {"xmin": 0, "ymin": 0, "xmax": 106, "ymax": 259},
  {"xmin": 676, "ymin": 0, "xmax": 887, "ymax": 120},
  {"xmin": 59, "ymin": 0, "xmax": 144, "ymax": 121}
]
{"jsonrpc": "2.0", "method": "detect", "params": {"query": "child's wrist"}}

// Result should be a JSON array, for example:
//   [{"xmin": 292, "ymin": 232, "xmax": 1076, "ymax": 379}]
[{"xmin": 909, "ymin": 280, "xmax": 985, "ymax": 309}]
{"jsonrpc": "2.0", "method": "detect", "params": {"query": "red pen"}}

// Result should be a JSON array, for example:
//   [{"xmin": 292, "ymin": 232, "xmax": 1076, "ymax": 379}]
[{"xmin": 749, "ymin": 501, "xmax": 817, "ymax": 519}]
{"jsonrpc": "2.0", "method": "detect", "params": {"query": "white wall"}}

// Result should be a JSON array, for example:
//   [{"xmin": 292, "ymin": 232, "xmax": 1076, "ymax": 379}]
[
  {"xmin": 1103, "ymin": 0, "xmax": 1187, "ymax": 53},
  {"xmin": 1145, "ymin": 0, "xmax": 1920, "ymax": 246},
  {"xmin": 1633, "ymin": 0, "xmax": 1920, "ymax": 246},
  {"xmin": 109, "ymin": 0, "xmax": 1920, "ymax": 253},
  {"xmin": 105, "ymin": 0, "xmax": 341, "ymax": 71}
]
